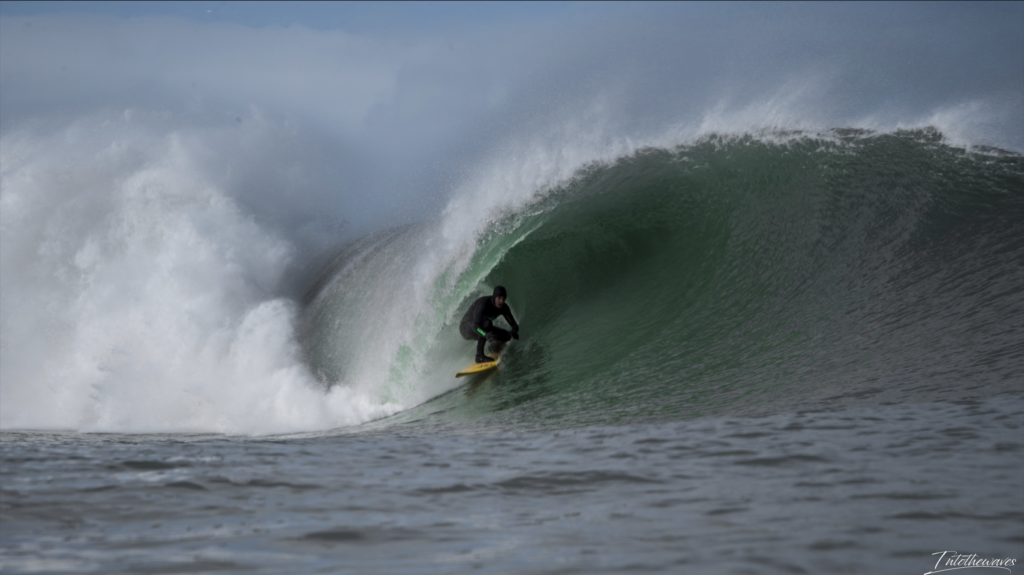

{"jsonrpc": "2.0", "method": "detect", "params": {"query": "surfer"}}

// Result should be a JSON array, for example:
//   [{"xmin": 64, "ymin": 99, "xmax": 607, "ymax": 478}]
[{"xmin": 460, "ymin": 286, "xmax": 520, "ymax": 363}]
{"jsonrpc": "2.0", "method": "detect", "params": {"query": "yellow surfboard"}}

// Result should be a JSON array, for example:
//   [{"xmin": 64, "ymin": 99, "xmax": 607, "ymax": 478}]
[{"xmin": 455, "ymin": 349, "xmax": 502, "ymax": 378}]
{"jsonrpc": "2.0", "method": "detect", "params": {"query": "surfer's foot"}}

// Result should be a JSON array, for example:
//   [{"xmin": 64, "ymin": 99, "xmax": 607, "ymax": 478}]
[{"xmin": 475, "ymin": 354, "xmax": 494, "ymax": 363}]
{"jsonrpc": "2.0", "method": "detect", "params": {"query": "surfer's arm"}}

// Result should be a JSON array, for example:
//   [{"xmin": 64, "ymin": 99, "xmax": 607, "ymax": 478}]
[
  {"xmin": 503, "ymin": 307, "xmax": 519, "ymax": 334},
  {"xmin": 471, "ymin": 298, "xmax": 491, "ymax": 333}
]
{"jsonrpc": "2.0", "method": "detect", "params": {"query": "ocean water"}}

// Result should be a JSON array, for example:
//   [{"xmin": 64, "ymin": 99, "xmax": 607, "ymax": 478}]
[
  {"xmin": 2, "ymin": 397, "xmax": 1021, "ymax": 575},
  {"xmin": 2, "ymin": 126, "xmax": 1022, "ymax": 574}
]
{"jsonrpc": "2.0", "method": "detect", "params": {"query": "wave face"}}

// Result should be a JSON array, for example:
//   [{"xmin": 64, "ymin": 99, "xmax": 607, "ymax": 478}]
[
  {"xmin": 304, "ymin": 129, "xmax": 1024, "ymax": 430},
  {"xmin": 3, "ymin": 123, "xmax": 1021, "ymax": 434}
]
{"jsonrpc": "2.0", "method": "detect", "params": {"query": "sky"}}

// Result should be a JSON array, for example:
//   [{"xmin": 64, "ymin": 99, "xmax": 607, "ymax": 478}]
[
  {"xmin": 0, "ymin": 1, "xmax": 588, "ymax": 31},
  {"xmin": 1, "ymin": 1, "xmax": 1022, "ymax": 234}
]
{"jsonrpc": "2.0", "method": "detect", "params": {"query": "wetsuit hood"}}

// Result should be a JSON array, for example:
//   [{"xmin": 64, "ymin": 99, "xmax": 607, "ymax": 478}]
[{"xmin": 493, "ymin": 286, "xmax": 507, "ymax": 298}]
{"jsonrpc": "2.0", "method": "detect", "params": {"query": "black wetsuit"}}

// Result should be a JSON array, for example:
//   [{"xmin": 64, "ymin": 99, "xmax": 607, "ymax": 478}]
[{"xmin": 459, "ymin": 296, "xmax": 519, "ymax": 359}]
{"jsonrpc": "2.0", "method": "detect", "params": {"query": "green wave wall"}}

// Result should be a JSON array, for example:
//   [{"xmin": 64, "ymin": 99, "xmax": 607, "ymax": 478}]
[
  {"xmin": 308, "ymin": 129, "xmax": 1024, "ymax": 431},
  {"xmin": 437, "ymin": 130, "xmax": 1024, "ymax": 428}
]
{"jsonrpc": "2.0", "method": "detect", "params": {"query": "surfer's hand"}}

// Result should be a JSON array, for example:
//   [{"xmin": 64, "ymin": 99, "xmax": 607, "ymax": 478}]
[{"xmin": 511, "ymin": 329, "xmax": 519, "ymax": 340}]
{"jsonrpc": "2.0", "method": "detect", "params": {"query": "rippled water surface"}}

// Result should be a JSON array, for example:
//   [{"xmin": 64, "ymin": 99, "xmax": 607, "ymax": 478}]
[{"xmin": 3, "ymin": 394, "xmax": 1021, "ymax": 574}]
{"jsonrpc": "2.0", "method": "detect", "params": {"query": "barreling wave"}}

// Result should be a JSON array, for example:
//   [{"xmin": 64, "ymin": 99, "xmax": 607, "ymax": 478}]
[
  {"xmin": 303, "ymin": 128, "xmax": 1024, "ymax": 430},
  {"xmin": 2, "ymin": 122, "xmax": 1020, "ymax": 434}
]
